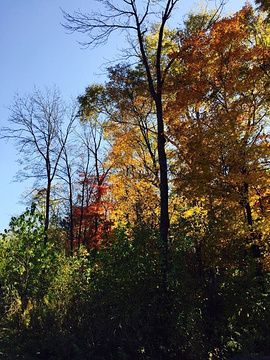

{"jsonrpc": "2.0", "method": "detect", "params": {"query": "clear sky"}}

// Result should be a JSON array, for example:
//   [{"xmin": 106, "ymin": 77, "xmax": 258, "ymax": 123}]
[{"xmin": 0, "ymin": 0, "xmax": 254, "ymax": 232}]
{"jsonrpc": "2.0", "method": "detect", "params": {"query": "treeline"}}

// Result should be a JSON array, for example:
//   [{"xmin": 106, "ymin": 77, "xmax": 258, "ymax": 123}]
[{"xmin": 1, "ymin": 2, "xmax": 270, "ymax": 359}]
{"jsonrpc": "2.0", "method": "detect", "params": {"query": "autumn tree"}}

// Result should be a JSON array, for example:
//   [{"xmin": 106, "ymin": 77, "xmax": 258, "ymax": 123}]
[
  {"xmin": 166, "ymin": 5, "xmax": 270, "ymax": 270},
  {"xmin": 62, "ymin": 0, "xmax": 187, "ymax": 281},
  {"xmin": 105, "ymin": 65, "xmax": 160, "ymax": 186},
  {"xmin": 1, "ymin": 87, "xmax": 76, "ymax": 243},
  {"xmin": 77, "ymin": 65, "xmax": 160, "ymax": 229},
  {"xmin": 68, "ymin": 117, "xmax": 112, "ymax": 250}
]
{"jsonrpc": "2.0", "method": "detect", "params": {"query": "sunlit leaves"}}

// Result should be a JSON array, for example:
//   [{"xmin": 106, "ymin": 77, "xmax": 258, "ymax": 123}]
[{"xmin": 166, "ymin": 5, "xmax": 270, "ymax": 271}]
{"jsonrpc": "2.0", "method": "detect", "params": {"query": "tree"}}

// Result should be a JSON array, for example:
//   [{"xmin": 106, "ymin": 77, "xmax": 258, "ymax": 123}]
[
  {"xmin": 105, "ymin": 64, "xmax": 160, "ymax": 188},
  {"xmin": 166, "ymin": 5, "xmax": 270, "ymax": 270},
  {"xmin": 72, "ymin": 173, "xmax": 112, "ymax": 250},
  {"xmin": 78, "ymin": 66, "xmax": 160, "ymax": 229},
  {"xmin": 0, "ymin": 205, "xmax": 50, "ymax": 313},
  {"xmin": 57, "ymin": 139, "xmax": 77, "ymax": 255},
  {"xmin": 1, "ymin": 87, "xmax": 76, "ymax": 243},
  {"xmin": 62, "ymin": 0, "xmax": 185, "ymax": 282},
  {"xmin": 62, "ymin": 118, "xmax": 112, "ymax": 250}
]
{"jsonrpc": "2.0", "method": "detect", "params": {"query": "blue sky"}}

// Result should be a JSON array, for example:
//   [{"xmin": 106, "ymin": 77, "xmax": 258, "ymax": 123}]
[{"xmin": 0, "ymin": 0, "xmax": 254, "ymax": 232}]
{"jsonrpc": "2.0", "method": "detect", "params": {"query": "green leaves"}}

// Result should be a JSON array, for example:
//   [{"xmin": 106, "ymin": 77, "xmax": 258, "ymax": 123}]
[{"xmin": 0, "ymin": 204, "xmax": 56, "ymax": 314}]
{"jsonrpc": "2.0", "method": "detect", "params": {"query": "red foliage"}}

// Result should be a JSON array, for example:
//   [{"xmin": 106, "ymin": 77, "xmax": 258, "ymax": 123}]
[{"xmin": 72, "ymin": 174, "xmax": 113, "ymax": 250}]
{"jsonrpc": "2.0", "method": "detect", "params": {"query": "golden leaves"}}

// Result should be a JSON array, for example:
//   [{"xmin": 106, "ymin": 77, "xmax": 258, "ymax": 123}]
[{"xmin": 164, "ymin": 4, "xmax": 270, "ymax": 271}]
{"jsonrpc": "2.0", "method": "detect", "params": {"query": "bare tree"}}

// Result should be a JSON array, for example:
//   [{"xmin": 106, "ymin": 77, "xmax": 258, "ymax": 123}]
[
  {"xmin": 57, "ymin": 141, "xmax": 78, "ymax": 254},
  {"xmin": 1, "ymin": 87, "xmax": 76, "ymax": 243},
  {"xmin": 56, "ymin": 102, "xmax": 79, "ymax": 254}
]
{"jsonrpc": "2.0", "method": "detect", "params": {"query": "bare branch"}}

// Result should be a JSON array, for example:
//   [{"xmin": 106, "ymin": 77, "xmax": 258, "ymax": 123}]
[{"xmin": 0, "ymin": 87, "xmax": 75, "ymax": 239}]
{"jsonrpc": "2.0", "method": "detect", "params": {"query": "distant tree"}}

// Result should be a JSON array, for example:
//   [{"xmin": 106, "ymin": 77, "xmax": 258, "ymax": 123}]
[
  {"xmin": 1, "ymin": 87, "xmax": 76, "ymax": 243},
  {"xmin": 72, "ymin": 119, "xmax": 111, "ymax": 249},
  {"xmin": 57, "ymin": 137, "xmax": 78, "ymax": 255}
]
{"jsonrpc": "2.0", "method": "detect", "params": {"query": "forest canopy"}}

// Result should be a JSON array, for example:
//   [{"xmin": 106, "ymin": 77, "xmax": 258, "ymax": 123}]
[{"xmin": 1, "ymin": 2, "xmax": 270, "ymax": 359}]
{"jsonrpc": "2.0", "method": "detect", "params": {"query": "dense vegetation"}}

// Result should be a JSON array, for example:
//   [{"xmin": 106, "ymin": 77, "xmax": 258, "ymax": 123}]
[{"xmin": 1, "ymin": 2, "xmax": 270, "ymax": 359}]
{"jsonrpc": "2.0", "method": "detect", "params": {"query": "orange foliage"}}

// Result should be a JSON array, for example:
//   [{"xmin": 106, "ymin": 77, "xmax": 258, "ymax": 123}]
[{"xmin": 166, "ymin": 5, "xmax": 270, "ymax": 270}]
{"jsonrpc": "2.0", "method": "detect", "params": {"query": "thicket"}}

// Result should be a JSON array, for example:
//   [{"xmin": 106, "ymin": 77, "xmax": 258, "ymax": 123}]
[{"xmin": 0, "ymin": 206, "xmax": 270, "ymax": 360}]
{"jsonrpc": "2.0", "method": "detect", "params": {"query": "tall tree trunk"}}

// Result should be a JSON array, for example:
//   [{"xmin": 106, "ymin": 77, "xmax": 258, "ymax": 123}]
[
  {"xmin": 155, "ymin": 95, "xmax": 170, "ymax": 270},
  {"xmin": 134, "ymin": 9, "xmax": 170, "ymax": 255}
]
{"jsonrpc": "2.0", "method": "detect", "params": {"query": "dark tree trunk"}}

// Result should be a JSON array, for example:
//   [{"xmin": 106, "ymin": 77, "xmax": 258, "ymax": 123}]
[
  {"xmin": 78, "ymin": 178, "xmax": 86, "ymax": 248},
  {"xmin": 155, "ymin": 95, "xmax": 170, "ymax": 275},
  {"xmin": 68, "ymin": 180, "xmax": 74, "ymax": 255},
  {"xmin": 135, "ymin": 8, "xmax": 170, "ymax": 257},
  {"xmin": 241, "ymin": 181, "xmax": 262, "ymax": 261},
  {"xmin": 243, "ymin": 182, "xmax": 253, "ymax": 227}
]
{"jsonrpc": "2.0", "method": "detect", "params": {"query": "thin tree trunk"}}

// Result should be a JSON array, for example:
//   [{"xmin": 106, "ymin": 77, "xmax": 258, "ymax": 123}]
[
  {"xmin": 94, "ymin": 148, "xmax": 100, "ymax": 238},
  {"xmin": 44, "ymin": 180, "xmax": 51, "ymax": 245},
  {"xmin": 78, "ymin": 177, "xmax": 86, "ymax": 247},
  {"xmin": 68, "ymin": 179, "xmax": 74, "ymax": 255}
]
